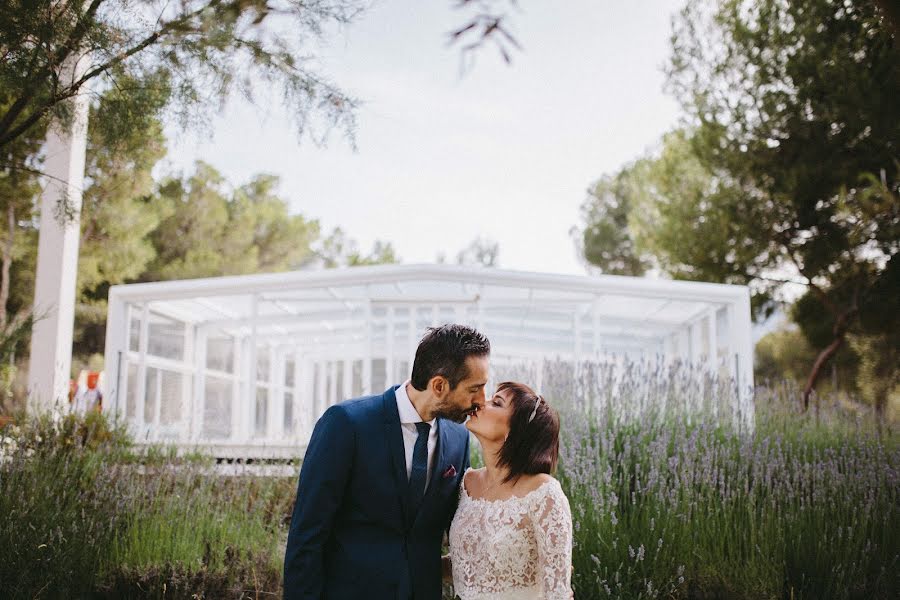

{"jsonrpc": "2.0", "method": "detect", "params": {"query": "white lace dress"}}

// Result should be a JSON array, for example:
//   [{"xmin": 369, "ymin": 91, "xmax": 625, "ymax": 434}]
[{"xmin": 449, "ymin": 471, "xmax": 574, "ymax": 600}]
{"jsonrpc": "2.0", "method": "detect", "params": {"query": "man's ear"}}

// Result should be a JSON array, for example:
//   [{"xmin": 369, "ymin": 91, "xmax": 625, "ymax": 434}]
[{"xmin": 430, "ymin": 375, "xmax": 449, "ymax": 398}]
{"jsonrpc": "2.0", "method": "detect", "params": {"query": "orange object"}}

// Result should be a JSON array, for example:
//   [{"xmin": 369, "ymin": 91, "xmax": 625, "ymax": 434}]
[{"xmin": 87, "ymin": 372, "xmax": 99, "ymax": 390}]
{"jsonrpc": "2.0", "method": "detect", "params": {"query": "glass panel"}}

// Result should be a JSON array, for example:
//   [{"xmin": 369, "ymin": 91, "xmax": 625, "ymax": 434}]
[
  {"xmin": 395, "ymin": 360, "xmax": 409, "ymax": 385},
  {"xmin": 284, "ymin": 359, "xmax": 295, "ymax": 386},
  {"xmin": 701, "ymin": 318, "xmax": 711, "ymax": 359},
  {"xmin": 439, "ymin": 305, "xmax": 456, "ymax": 325},
  {"xmin": 283, "ymin": 391, "xmax": 294, "ymax": 434},
  {"xmin": 144, "ymin": 367, "xmax": 158, "ymax": 424},
  {"xmin": 254, "ymin": 387, "xmax": 268, "ymax": 437},
  {"xmin": 335, "ymin": 361, "xmax": 344, "ymax": 401},
  {"xmin": 206, "ymin": 334, "xmax": 234, "ymax": 372},
  {"xmin": 159, "ymin": 370, "xmax": 185, "ymax": 426},
  {"xmin": 352, "ymin": 360, "xmax": 363, "ymax": 396},
  {"xmin": 126, "ymin": 362, "xmax": 138, "ymax": 420},
  {"xmin": 203, "ymin": 376, "xmax": 232, "ymax": 439},
  {"xmin": 325, "ymin": 362, "xmax": 334, "ymax": 406},
  {"xmin": 312, "ymin": 362, "xmax": 320, "ymax": 399},
  {"xmin": 716, "ymin": 308, "xmax": 728, "ymax": 358},
  {"xmin": 129, "ymin": 314, "xmax": 140, "ymax": 352},
  {"xmin": 147, "ymin": 314, "xmax": 185, "ymax": 360},
  {"xmin": 256, "ymin": 347, "xmax": 270, "ymax": 383},
  {"xmin": 372, "ymin": 358, "xmax": 386, "ymax": 393}
]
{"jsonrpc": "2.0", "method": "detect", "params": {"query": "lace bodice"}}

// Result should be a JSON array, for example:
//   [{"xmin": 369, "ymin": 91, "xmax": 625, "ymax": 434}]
[{"xmin": 449, "ymin": 470, "xmax": 574, "ymax": 600}]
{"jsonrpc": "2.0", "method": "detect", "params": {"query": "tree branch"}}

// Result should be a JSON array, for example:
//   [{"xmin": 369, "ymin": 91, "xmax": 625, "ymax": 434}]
[
  {"xmin": 0, "ymin": 0, "xmax": 224, "ymax": 150},
  {"xmin": 0, "ymin": 0, "xmax": 107, "ymax": 141}
]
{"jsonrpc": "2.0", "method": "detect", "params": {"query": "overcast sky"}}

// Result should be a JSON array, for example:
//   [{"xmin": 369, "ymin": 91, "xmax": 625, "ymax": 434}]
[{"xmin": 162, "ymin": 0, "xmax": 685, "ymax": 275}]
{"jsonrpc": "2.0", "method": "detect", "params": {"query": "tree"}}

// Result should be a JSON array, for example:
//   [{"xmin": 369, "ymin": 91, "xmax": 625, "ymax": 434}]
[
  {"xmin": 73, "ymin": 71, "xmax": 172, "ymax": 361},
  {"xmin": 578, "ymin": 131, "xmax": 776, "ymax": 315},
  {"xmin": 315, "ymin": 227, "xmax": 399, "ymax": 268},
  {"xmin": 576, "ymin": 160, "xmax": 654, "ymax": 277},
  {"xmin": 579, "ymin": 0, "xmax": 898, "ymax": 410},
  {"xmin": 456, "ymin": 236, "xmax": 499, "ymax": 267},
  {"xmin": 755, "ymin": 324, "xmax": 859, "ymax": 393},
  {"xmin": 0, "ymin": 0, "xmax": 362, "ymax": 163},
  {"xmin": 144, "ymin": 161, "xmax": 319, "ymax": 282}
]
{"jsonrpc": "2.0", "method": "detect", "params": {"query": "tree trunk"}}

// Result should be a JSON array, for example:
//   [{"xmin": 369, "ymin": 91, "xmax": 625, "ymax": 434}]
[
  {"xmin": 0, "ymin": 204, "xmax": 13, "ymax": 330},
  {"xmin": 802, "ymin": 305, "xmax": 858, "ymax": 410},
  {"xmin": 803, "ymin": 336, "xmax": 844, "ymax": 410}
]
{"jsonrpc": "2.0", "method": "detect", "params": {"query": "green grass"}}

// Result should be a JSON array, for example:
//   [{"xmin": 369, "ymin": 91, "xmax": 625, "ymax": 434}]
[{"xmin": 0, "ymin": 411, "xmax": 295, "ymax": 598}]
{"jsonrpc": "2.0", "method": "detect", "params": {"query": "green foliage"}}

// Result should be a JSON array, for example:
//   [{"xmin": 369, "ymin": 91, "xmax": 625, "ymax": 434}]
[
  {"xmin": 0, "ymin": 0, "xmax": 361, "ymax": 157},
  {"xmin": 145, "ymin": 162, "xmax": 320, "ymax": 281},
  {"xmin": 0, "ymin": 411, "xmax": 294, "ymax": 598},
  {"xmin": 455, "ymin": 236, "xmax": 500, "ymax": 267},
  {"xmin": 579, "ymin": 0, "xmax": 899, "ymax": 400},
  {"xmin": 577, "ymin": 164, "xmax": 653, "ymax": 276},
  {"xmin": 755, "ymin": 325, "xmax": 860, "ymax": 393},
  {"xmin": 316, "ymin": 226, "xmax": 400, "ymax": 268}
]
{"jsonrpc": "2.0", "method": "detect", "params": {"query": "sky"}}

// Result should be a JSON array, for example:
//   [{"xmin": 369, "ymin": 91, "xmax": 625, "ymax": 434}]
[{"xmin": 161, "ymin": 0, "xmax": 686, "ymax": 276}]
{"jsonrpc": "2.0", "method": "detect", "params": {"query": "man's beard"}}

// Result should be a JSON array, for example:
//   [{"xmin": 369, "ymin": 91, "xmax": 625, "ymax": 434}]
[{"xmin": 432, "ymin": 397, "xmax": 477, "ymax": 424}]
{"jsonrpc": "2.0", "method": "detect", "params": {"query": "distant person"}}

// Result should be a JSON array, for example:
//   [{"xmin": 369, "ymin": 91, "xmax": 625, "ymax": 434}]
[
  {"xmin": 72, "ymin": 371, "xmax": 103, "ymax": 414},
  {"xmin": 283, "ymin": 324, "xmax": 491, "ymax": 600}
]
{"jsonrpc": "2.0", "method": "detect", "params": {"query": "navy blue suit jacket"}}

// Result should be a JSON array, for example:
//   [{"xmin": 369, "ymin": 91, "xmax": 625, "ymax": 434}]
[{"xmin": 283, "ymin": 385, "xmax": 470, "ymax": 600}]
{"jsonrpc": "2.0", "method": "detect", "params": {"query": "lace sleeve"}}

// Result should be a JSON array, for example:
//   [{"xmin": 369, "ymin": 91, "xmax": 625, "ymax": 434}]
[{"xmin": 530, "ymin": 481, "xmax": 574, "ymax": 600}]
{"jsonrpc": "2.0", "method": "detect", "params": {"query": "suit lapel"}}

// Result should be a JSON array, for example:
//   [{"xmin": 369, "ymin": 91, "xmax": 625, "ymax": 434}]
[{"xmin": 382, "ymin": 386, "xmax": 412, "ymax": 527}]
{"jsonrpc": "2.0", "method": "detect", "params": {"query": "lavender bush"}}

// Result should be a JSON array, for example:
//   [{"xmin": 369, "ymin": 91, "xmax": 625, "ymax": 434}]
[
  {"xmin": 513, "ymin": 359, "xmax": 898, "ymax": 600},
  {"xmin": 3, "ymin": 358, "xmax": 898, "ymax": 599}
]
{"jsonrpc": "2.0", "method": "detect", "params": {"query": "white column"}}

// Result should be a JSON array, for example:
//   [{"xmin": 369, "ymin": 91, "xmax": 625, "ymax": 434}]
[
  {"xmin": 729, "ymin": 292, "xmax": 754, "ymax": 429},
  {"xmin": 102, "ymin": 292, "xmax": 128, "ymax": 419},
  {"xmin": 27, "ymin": 54, "xmax": 91, "ymax": 411}
]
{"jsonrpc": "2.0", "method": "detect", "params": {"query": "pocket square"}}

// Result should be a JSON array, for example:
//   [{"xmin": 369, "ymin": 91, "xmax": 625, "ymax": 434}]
[{"xmin": 442, "ymin": 465, "xmax": 457, "ymax": 479}]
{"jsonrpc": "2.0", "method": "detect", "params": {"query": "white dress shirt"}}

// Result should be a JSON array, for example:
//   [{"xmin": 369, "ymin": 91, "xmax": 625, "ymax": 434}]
[{"xmin": 395, "ymin": 380, "xmax": 438, "ymax": 488}]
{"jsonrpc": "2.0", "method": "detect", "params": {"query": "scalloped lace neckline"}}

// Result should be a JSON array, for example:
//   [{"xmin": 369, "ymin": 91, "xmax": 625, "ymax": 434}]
[{"xmin": 461, "ymin": 468, "xmax": 556, "ymax": 504}]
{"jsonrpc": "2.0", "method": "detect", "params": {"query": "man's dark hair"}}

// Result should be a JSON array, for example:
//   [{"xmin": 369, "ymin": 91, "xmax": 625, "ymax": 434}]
[
  {"xmin": 495, "ymin": 381, "xmax": 560, "ymax": 483},
  {"xmin": 409, "ymin": 324, "xmax": 490, "ymax": 391}
]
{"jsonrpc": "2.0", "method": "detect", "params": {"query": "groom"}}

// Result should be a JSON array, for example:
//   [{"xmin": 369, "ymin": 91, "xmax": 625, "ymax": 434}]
[{"xmin": 283, "ymin": 324, "xmax": 491, "ymax": 600}]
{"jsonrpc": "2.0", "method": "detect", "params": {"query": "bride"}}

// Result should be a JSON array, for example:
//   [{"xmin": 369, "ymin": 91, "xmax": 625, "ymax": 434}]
[{"xmin": 448, "ymin": 381, "xmax": 574, "ymax": 600}]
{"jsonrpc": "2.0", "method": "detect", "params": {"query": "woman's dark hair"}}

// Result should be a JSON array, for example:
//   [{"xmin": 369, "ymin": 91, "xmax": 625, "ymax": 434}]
[
  {"xmin": 410, "ymin": 324, "xmax": 491, "ymax": 391},
  {"xmin": 495, "ymin": 381, "xmax": 560, "ymax": 483}
]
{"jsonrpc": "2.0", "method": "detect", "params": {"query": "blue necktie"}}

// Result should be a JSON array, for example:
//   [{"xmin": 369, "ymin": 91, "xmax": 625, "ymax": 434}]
[{"xmin": 408, "ymin": 421, "xmax": 431, "ymax": 511}]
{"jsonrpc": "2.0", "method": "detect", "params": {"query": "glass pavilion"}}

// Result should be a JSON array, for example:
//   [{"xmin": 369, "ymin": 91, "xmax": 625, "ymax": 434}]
[{"xmin": 103, "ymin": 264, "xmax": 753, "ymax": 457}]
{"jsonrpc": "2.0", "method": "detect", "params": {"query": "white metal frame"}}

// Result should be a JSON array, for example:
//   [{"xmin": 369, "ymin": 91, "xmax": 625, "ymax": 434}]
[{"xmin": 104, "ymin": 264, "xmax": 754, "ymax": 457}]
